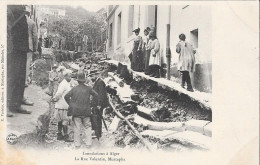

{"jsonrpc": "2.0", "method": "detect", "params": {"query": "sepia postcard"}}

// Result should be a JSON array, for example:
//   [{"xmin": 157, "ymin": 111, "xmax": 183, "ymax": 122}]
[{"xmin": 0, "ymin": 0, "xmax": 258, "ymax": 165}]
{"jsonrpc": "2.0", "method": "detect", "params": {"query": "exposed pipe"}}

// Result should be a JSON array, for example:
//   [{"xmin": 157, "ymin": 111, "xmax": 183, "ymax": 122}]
[
  {"xmin": 155, "ymin": 5, "xmax": 157, "ymax": 36},
  {"xmin": 138, "ymin": 5, "xmax": 140, "ymax": 27},
  {"xmin": 166, "ymin": 6, "xmax": 171, "ymax": 80}
]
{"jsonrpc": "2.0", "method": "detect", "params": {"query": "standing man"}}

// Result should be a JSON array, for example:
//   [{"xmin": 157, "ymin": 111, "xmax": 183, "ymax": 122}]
[
  {"xmin": 91, "ymin": 71, "xmax": 109, "ymax": 139},
  {"xmin": 23, "ymin": 5, "xmax": 38, "ymax": 105},
  {"xmin": 48, "ymin": 64, "xmax": 59, "ymax": 97},
  {"xmin": 7, "ymin": 5, "xmax": 31, "ymax": 114},
  {"xmin": 64, "ymin": 73, "xmax": 98, "ymax": 149},
  {"xmin": 52, "ymin": 70, "xmax": 73, "ymax": 142}
]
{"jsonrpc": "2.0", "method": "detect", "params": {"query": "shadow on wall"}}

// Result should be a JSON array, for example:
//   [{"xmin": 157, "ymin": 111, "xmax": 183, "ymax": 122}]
[{"xmin": 171, "ymin": 63, "xmax": 212, "ymax": 93}]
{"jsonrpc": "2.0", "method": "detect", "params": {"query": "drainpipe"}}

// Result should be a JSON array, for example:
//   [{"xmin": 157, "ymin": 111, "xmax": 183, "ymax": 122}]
[
  {"xmin": 138, "ymin": 5, "xmax": 140, "ymax": 27},
  {"xmin": 155, "ymin": 5, "xmax": 157, "ymax": 36},
  {"xmin": 166, "ymin": 6, "xmax": 171, "ymax": 80}
]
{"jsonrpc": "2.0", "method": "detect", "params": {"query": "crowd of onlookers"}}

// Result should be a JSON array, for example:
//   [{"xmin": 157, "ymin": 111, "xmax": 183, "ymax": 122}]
[{"xmin": 129, "ymin": 26, "xmax": 196, "ymax": 92}]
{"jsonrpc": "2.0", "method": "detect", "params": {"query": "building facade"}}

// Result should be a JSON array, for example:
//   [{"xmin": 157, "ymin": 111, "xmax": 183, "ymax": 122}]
[{"xmin": 106, "ymin": 5, "xmax": 212, "ymax": 93}]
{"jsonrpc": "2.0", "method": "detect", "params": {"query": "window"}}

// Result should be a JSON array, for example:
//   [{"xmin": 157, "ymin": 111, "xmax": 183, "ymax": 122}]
[
  {"xmin": 117, "ymin": 13, "xmax": 122, "ymax": 45},
  {"xmin": 128, "ymin": 5, "xmax": 134, "ymax": 37},
  {"xmin": 190, "ymin": 29, "xmax": 198, "ymax": 48},
  {"xmin": 109, "ymin": 23, "xmax": 113, "ymax": 47}
]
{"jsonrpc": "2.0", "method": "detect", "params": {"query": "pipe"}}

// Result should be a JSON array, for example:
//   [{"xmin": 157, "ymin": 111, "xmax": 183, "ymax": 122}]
[
  {"xmin": 166, "ymin": 6, "xmax": 171, "ymax": 80},
  {"xmin": 155, "ymin": 5, "xmax": 157, "ymax": 36}
]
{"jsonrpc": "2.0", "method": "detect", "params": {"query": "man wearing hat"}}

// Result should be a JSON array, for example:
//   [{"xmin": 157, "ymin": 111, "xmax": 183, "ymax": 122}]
[
  {"xmin": 91, "ymin": 70, "xmax": 109, "ymax": 140},
  {"xmin": 48, "ymin": 64, "xmax": 59, "ymax": 96},
  {"xmin": 64, "ymin": 73, "xmax": 98, "ymax": 149},
  {"xmin": 7, "ymin": 5, "xmax": 31, "ymax": 115}
]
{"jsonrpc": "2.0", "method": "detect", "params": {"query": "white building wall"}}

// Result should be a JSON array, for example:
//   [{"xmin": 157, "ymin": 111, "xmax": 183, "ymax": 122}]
[
  {"xmin": 106, "ymin": 5, "xmax": 212, "ymax": 92},
  {"xmin": 170, "ymin": 5, "xmax": 212, "ymax": 65},
  {"xmin": 156, "ymin": 5, "xmax": 170, "ymax": 66}
]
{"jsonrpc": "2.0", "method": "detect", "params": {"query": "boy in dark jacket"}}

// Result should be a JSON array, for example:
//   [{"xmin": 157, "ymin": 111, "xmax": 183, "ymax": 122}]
[{"xmin": 64, "ymin": 73, "xmax": 98, "ymax": 149}]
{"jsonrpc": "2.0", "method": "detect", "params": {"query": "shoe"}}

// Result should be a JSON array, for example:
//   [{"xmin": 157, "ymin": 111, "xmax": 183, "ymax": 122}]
[
  {"xmin": 25, "ymin": 84, "xmax": 28, "ymax": 88},
  {"xmin": 10, "ymin": 106, "xmax": 31, "ymax": 114},
  {"xmin": 22, "ymin": 99, "xmax": 34, "ymax": 106},
  {"xmin": 154, "ymin": 72, "xmax": 160, "ymax": 78},
  {"xmin": 7, "ymin": 113, "xmax": 13, "ymax": 117},
  {"xmin": 149, "ymin": 73, "xmax": 155, "ymax": 77},
  {"xmin": 64, "ymin": 134, "xmax": 74, "ymax": 142},
  {"xmin": 57, "ymin": 133, "xmax": 64, "ymax": 140},
  {"xmin": 187, "ymin": 87, "xmax": 194, "ymax": 92}
]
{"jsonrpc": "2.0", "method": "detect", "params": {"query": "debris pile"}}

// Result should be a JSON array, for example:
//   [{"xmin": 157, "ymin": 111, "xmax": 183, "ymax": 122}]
[
  {"xmin": 32, "ymin": 59, "xmax": 51, "ymax": 88},
  {"xmin": 23, "ymin": 49, "xmax": 212, "ymax": 151}
]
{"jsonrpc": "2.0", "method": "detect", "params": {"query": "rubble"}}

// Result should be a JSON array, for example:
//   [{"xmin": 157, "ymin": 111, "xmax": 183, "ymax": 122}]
[{"xmin": 18, "ymin": 49, "xmax": 212, "ymax": 152}]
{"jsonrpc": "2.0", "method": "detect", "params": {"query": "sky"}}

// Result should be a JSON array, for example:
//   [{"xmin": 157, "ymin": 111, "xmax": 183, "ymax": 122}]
[{"xmin": 70, "ymin": 5, "xmax": 105, "ymax": 12}]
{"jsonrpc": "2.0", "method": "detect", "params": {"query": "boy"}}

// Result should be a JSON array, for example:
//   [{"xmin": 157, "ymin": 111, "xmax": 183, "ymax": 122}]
[
  {"xmin": 52, "ymin": 70, "xmax": 73, "ymax": 142},
  {"xmin": 48, "ymin": 64, "xmax": 59, "ymax": 96},
  {"xmin": 65, "ymin": 73, "xmax": 98, "ymax": 149}
]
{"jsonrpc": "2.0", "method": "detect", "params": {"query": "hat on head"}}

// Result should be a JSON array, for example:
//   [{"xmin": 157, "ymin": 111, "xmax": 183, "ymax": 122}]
[
  {"xmin": 76, "ymin": 73, "xmax": 86, "ymax": 82},
  {"xmin": 132, "ymin": 28, "xmax": 140, "ymax": 33},
  {"xmin": 52, "ymin": 64, "xmax": 58, "ymax": 68},
  {"xmin": 63, "ymin": 69, "xmax": 72, "ymax": 76},
  {"xmin": 25, "ymin": 5, "xmax": 31, "ymax": 13}
]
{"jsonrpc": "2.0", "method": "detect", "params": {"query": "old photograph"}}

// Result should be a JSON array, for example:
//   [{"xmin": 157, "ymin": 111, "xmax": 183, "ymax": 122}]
[
  {"xmin": 6, "ymin": 4, "xmax": 212, "ymax": 152},
  {"xmin": 1, "ymin": 1, "xmax": 258, "ymax": 165}
]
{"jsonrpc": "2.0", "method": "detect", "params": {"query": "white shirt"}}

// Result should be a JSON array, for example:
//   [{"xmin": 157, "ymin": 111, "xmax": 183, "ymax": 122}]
[{"xmin": 53, "ymin": 79, "xmax": 72, "ymax": 109}]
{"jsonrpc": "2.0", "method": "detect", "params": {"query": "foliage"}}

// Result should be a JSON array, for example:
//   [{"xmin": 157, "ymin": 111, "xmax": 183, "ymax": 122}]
[{"xmin": 47, "ymin": 6, "xmax": 106, "ymax": 45}]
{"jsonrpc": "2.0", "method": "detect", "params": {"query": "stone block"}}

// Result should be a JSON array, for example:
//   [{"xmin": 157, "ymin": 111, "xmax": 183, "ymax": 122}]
[
  {"xmin": 203, "ymin": 122, "xmax": 212, "ymax": 137},
  {"xmin": 185, "ymin": 119, "xmax": 210, "ymax": 134},
  {"xmin": 165, "ymin": 131, "xmax": 211, "ymax": 150}
]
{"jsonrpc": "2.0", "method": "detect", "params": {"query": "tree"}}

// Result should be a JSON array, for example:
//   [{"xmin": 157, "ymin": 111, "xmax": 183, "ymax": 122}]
[{"xmin": 46, "ymin": 6, "xmax": 106, "ymax": 51}]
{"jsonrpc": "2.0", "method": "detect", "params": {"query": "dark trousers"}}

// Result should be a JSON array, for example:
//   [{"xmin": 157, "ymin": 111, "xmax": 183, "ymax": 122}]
[
  {"xmin": 181, "ymin": 71, "xmax": 192, "ymax": 88},
  {"xmin": 149, "ymin": 65, "xmax": 160, "ymax": 77},
  {"xmin": 144, "ymin": 49, "xmax": 151, "ymax": 74},
  {"xmin": 7, "ymin": 50, "xmax": 27, "ymax": 107}
]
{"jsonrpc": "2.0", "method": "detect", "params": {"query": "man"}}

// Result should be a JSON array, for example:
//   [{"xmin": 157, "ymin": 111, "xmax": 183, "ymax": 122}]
[
  {"xmin": 91, "ymin": 71, "xmax": 109, "ymax": 139},
  {"xmin": 92, "ymin": 71, "xmax": 108, "ymax": 114},
  {"xmin": 64, "ymin": 73, "xmax": 98, "ymax": 149},
  {"xmin": 23, "ymin": 5, "xmax": 38, "ymax": 105},
  {"xmin": 7, "ymin": 5, "xmax": 31, "ymax": 114},
  {"xmin": 52, "ymin": 70, "xmax": 73, "ymax": 142},
  {"xmin": 48, "ymin": 64, "xmax": 59, "ymax": 97}
]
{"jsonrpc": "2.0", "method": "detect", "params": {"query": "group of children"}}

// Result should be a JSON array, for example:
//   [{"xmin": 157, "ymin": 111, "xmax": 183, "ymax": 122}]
[{"xmin": 49, "ymin": 62, "xmax": 108, "ymax": 148}]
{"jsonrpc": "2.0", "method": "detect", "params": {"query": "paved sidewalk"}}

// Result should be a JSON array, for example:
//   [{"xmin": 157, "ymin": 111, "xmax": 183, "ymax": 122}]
[
  {"xmin": 7, "ymin": 84, "xmax": 50, "ymax": 136},
  {"xmin": 105, "ymin": 60, "xmax": 211, "ymax": 110}
]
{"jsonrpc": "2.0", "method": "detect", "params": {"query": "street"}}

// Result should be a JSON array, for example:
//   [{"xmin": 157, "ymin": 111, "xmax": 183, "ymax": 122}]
[{"xmin": 7, "ymin": 48, "xmax": 212, "ymax": 151}]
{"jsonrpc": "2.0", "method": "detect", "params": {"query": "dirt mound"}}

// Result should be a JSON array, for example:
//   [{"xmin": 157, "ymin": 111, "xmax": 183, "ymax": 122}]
[{"xmin": 32, "ymin": 59, "xmax": 51, "ymax": 88}]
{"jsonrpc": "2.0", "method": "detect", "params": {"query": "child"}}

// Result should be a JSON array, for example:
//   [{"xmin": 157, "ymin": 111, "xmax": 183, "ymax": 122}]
[
  {"xmin": 65, "ymin": 73, "xmax": 98, "ymax": 149},
  {"xmin": 52, "ymin": 70, "xmax": 73, "ymax": 142},
  {"xmin": 48, "ymin": 64, "xmax": 59, "ymax": 96}
]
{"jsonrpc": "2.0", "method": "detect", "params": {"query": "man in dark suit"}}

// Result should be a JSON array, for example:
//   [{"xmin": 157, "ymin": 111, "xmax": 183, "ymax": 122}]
[
  {"xmin": 7, "ymin": 5, "xmax": 31, "ymax": 114},
  {"xmin": 23, "ymin": 5, "xmax": 38, "ymax": 104},
  {"xmin": 91, "ymin": 70, "xmax": 108, "ymax": 139},
  {"xmin": 92, "ymin": 71, "xmax": 108, "ymax": 113}
]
